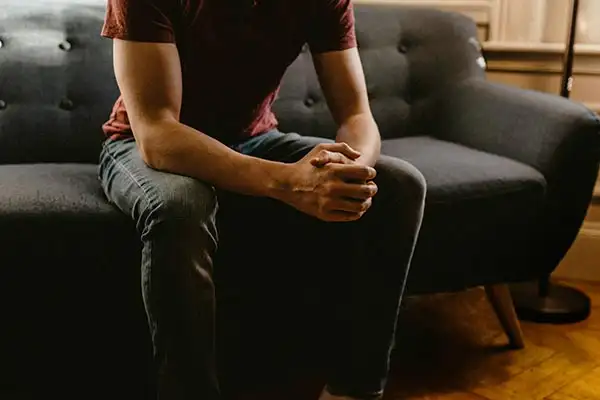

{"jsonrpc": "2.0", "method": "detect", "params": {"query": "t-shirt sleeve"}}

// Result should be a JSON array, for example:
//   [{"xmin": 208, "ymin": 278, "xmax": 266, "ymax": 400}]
[
  {"xmin": 101, "ymin": 0, "xmax": 176, "ymax": 43},
  {"xmin": 307, "ymin": 0, "xmax": 357, "ymax": 54}
]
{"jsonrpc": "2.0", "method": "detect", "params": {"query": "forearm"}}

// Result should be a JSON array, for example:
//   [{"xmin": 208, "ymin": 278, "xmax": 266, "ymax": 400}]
[
  {"xmin": 138, "ymin": 120, "xmax": 290, "ymax": 198},
  {"xmin": 335, "ymin": 113, "xmax": 381, "ymax": 167}
]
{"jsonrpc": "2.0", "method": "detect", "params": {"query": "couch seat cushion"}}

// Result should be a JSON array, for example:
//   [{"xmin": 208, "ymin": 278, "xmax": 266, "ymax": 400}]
[
  {"xmin": 382, "ymin": 136, "xmax": 546, "ymax": 203},
  {"xmin": 0, "ymin": 163, "xmax": 147, "ymax": 390},
  {"xmin": 382, "ymin": 136, "xmax": 547, "ymax": 293},
  {"xmin": 0, "ymin": 163, "xmax": 138, "ymax": 269},
  {"xmin": 0, "ymin": 163, "xmax": 117, "ymax": 219}
]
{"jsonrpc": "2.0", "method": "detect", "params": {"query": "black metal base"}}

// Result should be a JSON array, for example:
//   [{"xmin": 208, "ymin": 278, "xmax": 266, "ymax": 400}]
[{"xmin": 510, "ymin": 280, "xmax": 591, "ymax": 324}]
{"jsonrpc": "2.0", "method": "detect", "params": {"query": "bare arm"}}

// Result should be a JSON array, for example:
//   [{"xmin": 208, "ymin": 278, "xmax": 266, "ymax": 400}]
[
  {"xmin": 313, "ymin": 48, "xmax": 381, "ymax": 166},
  {"xmin": 112, "ymin": 39, "xmax": 289, "ymax": 197}
]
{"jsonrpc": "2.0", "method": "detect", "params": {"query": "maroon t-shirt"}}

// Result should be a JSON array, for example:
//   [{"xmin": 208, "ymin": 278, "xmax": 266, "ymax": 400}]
[{"xmin": 101, "ymin": 0, "xmax": 357, "ymax": 143}]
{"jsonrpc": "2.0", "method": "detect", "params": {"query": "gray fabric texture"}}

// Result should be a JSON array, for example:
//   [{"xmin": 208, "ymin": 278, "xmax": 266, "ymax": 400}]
[
  {"xmin": 0, "ymin": 1, "xmax": 118, "ymax": 164},
  {"xmin": 0, "ymin": 164, "xmax": 117, "ymax": 217},
  {"xmin": 381, "ymin": 136, "xmax": 547, "ymax": 292},
  {"xmin": 381, "ymin": 136, "xmax": 546, "ymax": 203},
  {"xmin": 273, "ymin": 5, "xmax": 485, "ymax": 140}
]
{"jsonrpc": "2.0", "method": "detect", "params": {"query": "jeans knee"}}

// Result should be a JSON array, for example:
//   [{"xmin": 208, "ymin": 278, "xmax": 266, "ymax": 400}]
[
  {"xmin": 141, "ymin": 175, "xmax": 218, "ymax": 241},
  {"xmin": 376, "ymin": 155, "xmax": 427, "ymax": 208}
]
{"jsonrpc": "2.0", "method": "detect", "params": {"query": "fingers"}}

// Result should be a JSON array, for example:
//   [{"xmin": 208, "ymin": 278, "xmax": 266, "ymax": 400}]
[
  {"xmin": 322, "ymin": 196, "xmax": 373, "ymax": 221},
  {"xmin": 329, "ymin": 163, "xmax": 377, "ymax": 181},
  {"xmin": 322, "ymin": 210, "xmax": 364, "ymax": 222},
  {"xmin": 312, "ymin": 142, "xmax": 361, "ymax": 164},
  {"xmin": 322, "ymin": 142, "xmax": 362, "ymax": 159},
  {"xmin": 327, "ymin": 197, "xmax": 372, "ymax": 214},
  {"xmin": 311, "ymin": 150, "xmax": 354, "ymax": 167},
  {"xmin": 330, "ymin": 181, "xmax": 378, "ymax": 200}
]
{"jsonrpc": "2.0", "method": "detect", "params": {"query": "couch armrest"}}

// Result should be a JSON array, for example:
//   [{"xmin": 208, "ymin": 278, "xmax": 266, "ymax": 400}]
[
  {"xmin": 429, "ymin": 78, "xmax": 600, "ymax": 272},
  {"xmin": 431, "ymin": 78, "xmax": 600, "ymax": 177}
]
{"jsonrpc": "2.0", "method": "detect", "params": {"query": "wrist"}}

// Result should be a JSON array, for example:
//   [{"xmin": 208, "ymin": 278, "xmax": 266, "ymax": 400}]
[{"xmin": 262, "ymin": 161, "xmax": 295, "ymax": 201}]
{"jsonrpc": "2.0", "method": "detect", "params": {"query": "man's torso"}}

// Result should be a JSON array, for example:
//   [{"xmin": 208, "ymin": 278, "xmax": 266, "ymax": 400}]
[{"xmin": 102, "ymin": 0, "xmax": 345, "ymax": 144}]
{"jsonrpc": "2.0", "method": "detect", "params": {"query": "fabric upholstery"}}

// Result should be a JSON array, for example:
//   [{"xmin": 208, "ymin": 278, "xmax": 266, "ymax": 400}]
[
  {"xmin": 273, "ymin": 5, "xmax": 485, "ymax": 140},
  {"xmin": 0, "ymin": 1, "xmax": 117, "ymax": 164},
  {"xmin": 0, "ymin": 163, "xmax": 147, "ymax": 394},
  {"xmin": 381, "ymin": 136, "xmax": 547, "ymax": 292},
  {"xmin": 0, "ymin": 163, "xmax": 117, "ymax": 218},
  {"xmin": 382, "ymin": 136, "xmax": 546, "ymax": 202},
  {"xmin": 421, "ymin": 78, "xmax": 600, "ymax": 271}
]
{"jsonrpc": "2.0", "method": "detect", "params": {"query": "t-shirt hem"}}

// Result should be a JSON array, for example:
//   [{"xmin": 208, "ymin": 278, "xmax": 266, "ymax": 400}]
[
  {"xmin": 309, "ymin": 40, "xmax": 357, "ymax": 54},
  {"xmin": 100, "ymin": 28, "xmax": 175, "ymax": 44}
]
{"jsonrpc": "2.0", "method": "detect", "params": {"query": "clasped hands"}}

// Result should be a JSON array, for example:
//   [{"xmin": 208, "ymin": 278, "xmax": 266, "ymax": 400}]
[{"xmin": 282, "ymin": 143, "xmax": 378, "ymax": 222}]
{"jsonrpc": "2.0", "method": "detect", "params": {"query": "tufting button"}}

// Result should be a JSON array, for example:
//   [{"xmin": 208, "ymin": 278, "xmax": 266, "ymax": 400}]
[
  {"xmin": 58, "ymin": 40, "xmax": 72, "ymax": 51},
  {"xmin": 304, "ymin": 97, "xmax": 315, "ymax": 107},
  {"xmin": 0, "ymin": 100, "xmax": 6, "ymax": 110},
  {"xmin": 398, "ymin": 44, "xmax": 408, "ymax": 54},
  {"xmin": 469, "ymin": 37, "xmax": 482, "ymax": 52},
  {"xmin": 59, "ymin": 98, "xmax": 74, "ymax": 111}
]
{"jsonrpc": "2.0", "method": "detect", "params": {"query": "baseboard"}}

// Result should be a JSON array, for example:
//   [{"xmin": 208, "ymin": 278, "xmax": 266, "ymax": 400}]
[{"xmin": 554, "ymin": 205, "xmax": 600, "ymax": 282}]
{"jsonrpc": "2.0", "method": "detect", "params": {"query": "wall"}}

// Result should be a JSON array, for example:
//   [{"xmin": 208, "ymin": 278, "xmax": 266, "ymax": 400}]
[{"xmin": 356, "ymin": 0, "xmax": 600, "ymax": 281}]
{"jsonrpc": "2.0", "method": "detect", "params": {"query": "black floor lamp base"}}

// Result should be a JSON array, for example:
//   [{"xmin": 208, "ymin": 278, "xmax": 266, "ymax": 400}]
[{"xmin": 510, "ymin": 280, "xmax": 592, "ymax": 324}]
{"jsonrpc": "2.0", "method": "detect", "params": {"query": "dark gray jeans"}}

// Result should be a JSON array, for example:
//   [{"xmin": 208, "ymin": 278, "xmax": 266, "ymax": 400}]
[{"xmin": 98, "ymin": 130, "xmax": 426, "ymax": 399}]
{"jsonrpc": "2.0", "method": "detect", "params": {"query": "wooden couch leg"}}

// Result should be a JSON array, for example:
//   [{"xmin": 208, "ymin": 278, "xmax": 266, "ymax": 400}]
[{"xmin": 485, "ymin": 284, "xmax": 525, "ymax": 349}]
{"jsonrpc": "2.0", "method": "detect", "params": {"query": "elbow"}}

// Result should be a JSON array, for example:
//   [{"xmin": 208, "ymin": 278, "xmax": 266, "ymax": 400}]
[
  {"xmin": 130, "ymin": 115, "xmax": 181, "ymax": 170},
  {"xmin": 134, "ymin": 126, "xmax": 170, "ymax": 171},
  {"xmin": 138, "ymin": 141, "xmax": 162, "ymax": 170}
]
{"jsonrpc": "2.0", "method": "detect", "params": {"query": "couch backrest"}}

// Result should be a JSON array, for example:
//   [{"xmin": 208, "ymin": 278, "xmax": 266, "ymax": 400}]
[
  {"xmin": 0, "ymin": 1, "xmax": 484, "ymax": 164},
  {"xmin": 0, "ymin": 0, "xmax": 118, "ymax": 164},
  {"xmin": 273, "ymin": 4, "xmax": 485, "ymax": 140}
]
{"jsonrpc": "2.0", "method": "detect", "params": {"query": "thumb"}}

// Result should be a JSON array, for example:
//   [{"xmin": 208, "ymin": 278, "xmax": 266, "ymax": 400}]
[
  {"xmin": 319, "ymin": 142, "xmax": 361, "ymax": 160},
  {"xmin": 332, "ymin": 142, "xmax": 361, "ymax": 160}
]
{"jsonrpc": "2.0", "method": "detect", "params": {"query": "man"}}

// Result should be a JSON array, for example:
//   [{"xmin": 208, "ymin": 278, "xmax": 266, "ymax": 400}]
[{"xmin": 99, "ymin": 0, "xmax": 426, "ymax": 399}]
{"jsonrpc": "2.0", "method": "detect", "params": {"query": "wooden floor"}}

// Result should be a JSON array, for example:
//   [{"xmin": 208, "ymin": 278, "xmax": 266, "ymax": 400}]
[
  {"xmin": 386, "ymin": 280, "xmax": 600, "ymax": 400},
  {"xmin": 5, "ymin": 282, "xmax": 599, "ymax": 399},
  {"xmin": 238, "ymin": 280, "xmax": 600, "ymax": 400}
]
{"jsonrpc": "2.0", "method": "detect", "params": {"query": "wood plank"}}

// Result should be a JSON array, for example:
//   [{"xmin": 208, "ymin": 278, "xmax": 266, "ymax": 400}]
[
  {"xmin": 472, "ymin": 353, "xmax": 597, "ymax": 400},
  {"xmin": 546, "ymin": 366, "xmax": 600, "ymax": 400},
  {"xmin": 403, "ymin": 393, "xmax": 489, "ymax": 400},
  {"xmin": 544, "ymin": 394, "xmax": 580, "ymax": 400},
  {"xmin": 474, "ymin": 334, "xmax": 555, "ymax": 386}
]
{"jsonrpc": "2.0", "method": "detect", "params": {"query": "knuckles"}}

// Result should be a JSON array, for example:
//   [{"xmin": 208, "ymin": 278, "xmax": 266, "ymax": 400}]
[
  {"xmin": 318, "ymin": 150, "xmax": 329, "ymax": 159},
  {"xmin": 361, "ymin": 200, "xmax": 371, "ymax": 211}
]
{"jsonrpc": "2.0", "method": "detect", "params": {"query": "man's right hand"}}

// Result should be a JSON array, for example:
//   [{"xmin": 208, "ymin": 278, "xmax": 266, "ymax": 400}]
[{"xmin": 277, "ymin": 143, "xmax": 378, "ymax": 222}]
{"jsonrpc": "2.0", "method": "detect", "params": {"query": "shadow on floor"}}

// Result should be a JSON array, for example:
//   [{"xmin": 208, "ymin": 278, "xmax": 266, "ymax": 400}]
[{"xmin": 226, "ymin": 287, "xmax": 515, "ymax": 400}]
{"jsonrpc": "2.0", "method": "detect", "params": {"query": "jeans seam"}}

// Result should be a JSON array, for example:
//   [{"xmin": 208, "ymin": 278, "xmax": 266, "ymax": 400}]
[
  {"xmin": 103, "ymin": 147, "xmax": 156, "ymax": 210},
  {"xmin": 101, "ymin": 144, "xmax": 161, "ymax": 347}
]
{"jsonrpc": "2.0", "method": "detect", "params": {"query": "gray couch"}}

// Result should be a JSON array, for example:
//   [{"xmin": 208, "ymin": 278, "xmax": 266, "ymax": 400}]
[{"xmin": 1, "ymin": 1, "xmax": 599, "ymax": 397}]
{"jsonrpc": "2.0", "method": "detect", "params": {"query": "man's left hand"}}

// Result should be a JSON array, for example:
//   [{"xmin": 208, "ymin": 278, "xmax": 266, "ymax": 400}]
[
  {"xmin": 310, "ymin": 144, "xmax": 372, "ymax": 169},
  {"xmin": 310, "ymin": 145, "xmax": 360, "ymax": 167},
  {"xmin": 310, "ymin": 144, "xmax": 378, "ymax": 193}
]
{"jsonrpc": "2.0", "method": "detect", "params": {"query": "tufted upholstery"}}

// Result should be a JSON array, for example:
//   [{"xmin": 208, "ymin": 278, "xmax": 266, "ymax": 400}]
[
  {"xmin": 0, "ymin": 1, "xmax": 117, "ymax": 164},
  {"xmin": 274, "ymin": 5, "xmax": 485, "ymax": 140},
  {"xmin": 2, "ymin": 0, "xmax": 600, "ymax": 396}
]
